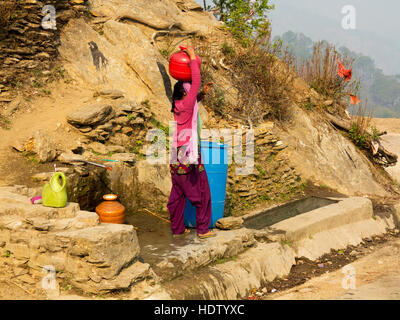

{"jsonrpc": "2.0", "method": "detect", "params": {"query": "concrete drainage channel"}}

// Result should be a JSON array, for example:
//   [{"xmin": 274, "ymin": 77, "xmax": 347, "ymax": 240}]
[
  {"xmin": 1, "ymin": 185, "xmax": 399, "ymax": 300},
  {"xmin": 147, "ymin": 196, "xmax": 400, "ymax": 300}
]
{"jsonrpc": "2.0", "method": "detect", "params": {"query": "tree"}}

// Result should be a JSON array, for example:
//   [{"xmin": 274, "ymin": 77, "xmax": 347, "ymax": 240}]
[
  {"xmin": 212, "ymin": 0, "xmax": 274, "ymax": 45},
  {"xmin": 277, "ymin": 31, "xmax": 313, "ymax": 61}
]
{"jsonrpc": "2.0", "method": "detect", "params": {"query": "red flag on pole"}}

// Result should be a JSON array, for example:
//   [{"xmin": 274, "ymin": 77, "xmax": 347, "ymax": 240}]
[
  {"xmin": 336, "ymin": 57, "xmax": 352, "ymax": 81},
  {"xmin": 350, "ymin": 94, "xmax": 361, "ymax": 105}
]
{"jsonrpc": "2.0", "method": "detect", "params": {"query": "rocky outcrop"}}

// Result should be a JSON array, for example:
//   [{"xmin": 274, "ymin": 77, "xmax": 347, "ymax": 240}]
[
  {"xmin": 65, "ymin": 96, "xmax": 152, "ymax": 144},
  {"xmin": 0, "ymin": 0, "xmax": 90, "ymax": 98},
  {"xmin": 58, "ymin": 0, "xmax": 219, "ymax": 123},
  {"xmin": 277, "ymin": 106, "xmax": 390, "ymax": 197},
  {"xmin": 0, "ymin": 186, "xmax": 155, "ymax": 293},
  {"xmin": 67, "ymin": 103, "xmax": 115, "ymax": 127}
]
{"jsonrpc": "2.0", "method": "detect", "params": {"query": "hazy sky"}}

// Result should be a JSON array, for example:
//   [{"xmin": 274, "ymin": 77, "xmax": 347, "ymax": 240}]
[{"xmin": 195, "ymin": 0, "xmax": 400, "ymax": 75}]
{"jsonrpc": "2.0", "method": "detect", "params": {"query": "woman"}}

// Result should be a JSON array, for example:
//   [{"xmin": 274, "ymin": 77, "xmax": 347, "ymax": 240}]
[{"xmin": 167, "ymin": 46, "xmax": 215, "ymax": 239}]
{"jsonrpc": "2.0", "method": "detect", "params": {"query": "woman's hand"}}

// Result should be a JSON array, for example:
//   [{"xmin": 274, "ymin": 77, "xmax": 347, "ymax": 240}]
[{"xmin": 183, "ymin": 46, "xmax": 196, "ymax": 60}]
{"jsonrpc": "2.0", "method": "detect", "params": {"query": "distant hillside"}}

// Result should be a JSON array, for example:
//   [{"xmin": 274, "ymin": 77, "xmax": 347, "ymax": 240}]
[
  {"xmin": 267, "ymin": 0, "xmax": 400, "ymax": 76},
  {"xmin": 274, "ymin": 31, "xmax": 400, "ymax": 118}
]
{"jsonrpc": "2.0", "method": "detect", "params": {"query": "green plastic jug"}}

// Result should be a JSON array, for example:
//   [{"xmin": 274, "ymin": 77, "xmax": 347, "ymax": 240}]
[{"xmin": 42, "ymin": 172, "xmax": 68, "ymax": 208}]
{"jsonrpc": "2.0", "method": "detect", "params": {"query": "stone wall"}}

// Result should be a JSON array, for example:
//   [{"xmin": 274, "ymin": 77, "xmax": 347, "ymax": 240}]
[
  {"xmin": 0, "ymin": 185, "xmax": 155, "ymax": 293},
  {"xmin": 63, "ymin": 89, "xmax": 167, "ymax": 213},
  {"xmin": 0, "ymin": 0, "xmax": 89, "ymax": 100},
  {"xmin": 224, "ymin": 122, "xmax": 304, "ymax": 216}
]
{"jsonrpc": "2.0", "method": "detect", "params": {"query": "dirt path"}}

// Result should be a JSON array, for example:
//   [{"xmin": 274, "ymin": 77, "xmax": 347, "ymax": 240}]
[
  {"xmin": 265, "ymin": 237, "xmax": 400, "ymax": 300},
  {"xmin": 0, "ymin": 80, "xmax": 95, "ymax": 187}
]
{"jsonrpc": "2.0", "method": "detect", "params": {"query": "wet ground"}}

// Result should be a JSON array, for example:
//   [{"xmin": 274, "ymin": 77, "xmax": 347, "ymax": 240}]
[{"xmin": 126, "ymin": 210, "xmax": 200, "ymax": 267}]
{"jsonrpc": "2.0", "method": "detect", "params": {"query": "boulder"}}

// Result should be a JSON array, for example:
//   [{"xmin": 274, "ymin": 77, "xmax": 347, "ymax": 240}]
[
  {"xmin": 216, "ymin": 217, "xmax": 244, "ymax": 230},
  {"xmin": 97, "ymin": 122, "xmax": 114, "ymax": 132},
  {"xmin": 31, "ymin": 172, "xmax": 54, "ymax": 182},
  {"xmin": 110, "ymin": 153, "xmax": 136, "ymax": 163},
  {"xmin": 67, "ymin": 103, "xmax": 114, "ymax": 127},
  {"xmin": 84, "ymin": 128, "xmax": 110, "ymax": 142},
  {"xmin": 176, "ymin": 0, "xmax": 203, "ymax": 11},
  {"xmin": 97, "ymin": 88, "xmax": 125, "ymax": 99},
  {"xmin": 88, "ymin": 141, "xmax": 108, "ymax": 155},
  {"xmin": 107, "ymin": 145, "xmax": 125, "ymax": 153},
  {"xmin": 78, "ymin": 126, "xmax": 93, "ymax": 133},
  {"xmin": 25, "ymin": 130, "xmax": 58, "ymax": 163},
  {"xmin": 255, "ymin": 122, "xmax": 274, "ymax": 137},
  {"xmin": 91, "ymin": 261, "xmax": 153, "ymax": 292},
  {"xmin": 57, "ymin": 151, "xmax": 85, "ymax": 163},
  {"xmin": 3, "ymin": 95, "xmax": 25, "ymax": 117},
  {"xmin": 118, "ymin": 99, "xmax": 139, "ymax": 113}
]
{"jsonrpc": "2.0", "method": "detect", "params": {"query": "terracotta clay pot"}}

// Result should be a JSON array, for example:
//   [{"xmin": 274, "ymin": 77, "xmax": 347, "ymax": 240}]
[{"xmin": 95, "ymin": 194, "xmax": 125, "ymax": 224}]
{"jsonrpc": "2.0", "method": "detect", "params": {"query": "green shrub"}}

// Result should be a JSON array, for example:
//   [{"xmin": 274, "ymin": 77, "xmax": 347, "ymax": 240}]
[
  {"xmin": 221, "ymin": 42, "xmax": 235, "ymax": 58},
  {"xmin": 348, "ymin": 123, "xmax": 368, "ymax": 149},
  {"xmin": 212, "ymin": 0, "xmax": 274, "ymax": 45}
]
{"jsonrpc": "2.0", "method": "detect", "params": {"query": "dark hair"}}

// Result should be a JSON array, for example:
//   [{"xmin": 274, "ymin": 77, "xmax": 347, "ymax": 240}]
[{"xmin": 171, "ymin": 81, "xmax": 186, "ymax": 113}]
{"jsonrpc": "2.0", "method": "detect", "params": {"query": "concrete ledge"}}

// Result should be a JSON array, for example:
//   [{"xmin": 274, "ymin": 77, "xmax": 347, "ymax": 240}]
[
  {"xmin": 153, "ymin": 228, "xmax": 256, "ymax": 280},
  {"xmin": 269, "ymin": 197, "xmax": 373, "ymax": 242},
  {"xmin": 148, "ymin": 242, "xmax": 296, "ymax": 300},
  {"xmin": 294, "ymin": 217, "xmax": 389, "ymax": 260}
]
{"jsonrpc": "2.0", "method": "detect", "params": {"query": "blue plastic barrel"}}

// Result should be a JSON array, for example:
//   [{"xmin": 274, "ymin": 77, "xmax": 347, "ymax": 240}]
[{"xmin": 184, "ymin": 141, "xmax": 228, "ymax": 228}]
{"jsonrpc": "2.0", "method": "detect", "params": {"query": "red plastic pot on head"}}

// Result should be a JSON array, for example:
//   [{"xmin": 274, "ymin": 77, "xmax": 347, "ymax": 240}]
[{"xmin": 169, "ymin": 46, "xmax": 202, "ymax": 82}]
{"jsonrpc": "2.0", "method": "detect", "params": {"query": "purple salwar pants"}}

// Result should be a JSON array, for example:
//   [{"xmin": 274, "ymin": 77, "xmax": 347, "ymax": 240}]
[{"xmin": 167, "ymin": 167, "xmax": 212, "ymax": 235}]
